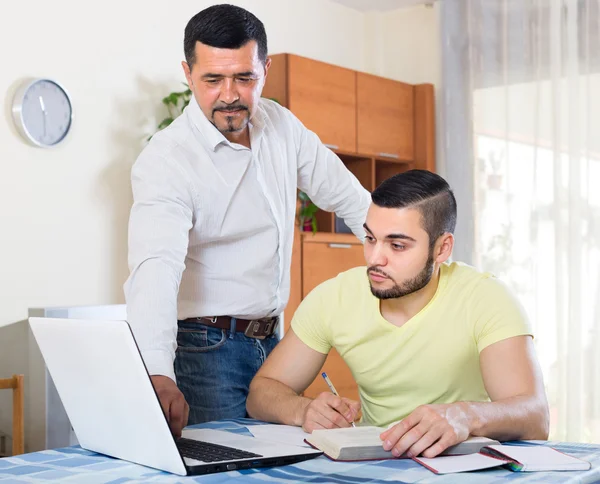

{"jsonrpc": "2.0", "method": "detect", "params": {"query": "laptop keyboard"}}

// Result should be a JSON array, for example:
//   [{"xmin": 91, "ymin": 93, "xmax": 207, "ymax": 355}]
[{"xmin": 177, "ymin": 438, "xmax": 263, "ymax": 462}]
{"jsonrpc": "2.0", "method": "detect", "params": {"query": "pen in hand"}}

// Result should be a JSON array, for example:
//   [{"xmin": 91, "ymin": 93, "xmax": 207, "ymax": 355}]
[{"xmin": 321, "ymin": 372, "xmax": 356, "ymax": 427}]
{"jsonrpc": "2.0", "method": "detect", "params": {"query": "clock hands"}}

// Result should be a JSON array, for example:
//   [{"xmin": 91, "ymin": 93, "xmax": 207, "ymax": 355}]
[{"xmin": 39, "ymin": 95, "xmax": 47, "ymax": 138}]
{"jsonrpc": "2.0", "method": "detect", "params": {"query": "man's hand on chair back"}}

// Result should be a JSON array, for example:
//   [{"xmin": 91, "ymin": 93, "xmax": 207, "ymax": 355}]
[{"xmin": 151, "ymin": 375, "xmax": 189, "ymax": 438}]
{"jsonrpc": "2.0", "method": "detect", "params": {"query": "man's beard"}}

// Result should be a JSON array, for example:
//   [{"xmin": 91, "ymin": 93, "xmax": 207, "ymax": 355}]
[
  {"xmin": 211, "ymin": 103, "xmax": 249, "ymax": 133},
  {"xmin": 368, "ymin": 251, "xmax": 435, "ymax": 300}
]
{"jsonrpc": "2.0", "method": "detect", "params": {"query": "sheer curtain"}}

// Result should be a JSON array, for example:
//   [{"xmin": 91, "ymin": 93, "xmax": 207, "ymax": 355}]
[{"xmin": 441, "ymin": 0, "xmax": 600, "ymax": 442}]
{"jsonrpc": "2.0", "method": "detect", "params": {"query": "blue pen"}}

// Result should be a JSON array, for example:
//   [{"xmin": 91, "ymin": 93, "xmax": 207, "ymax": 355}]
[{"xmin": 321, "ymin": 372, "xmax": 356, "ymax": 427}]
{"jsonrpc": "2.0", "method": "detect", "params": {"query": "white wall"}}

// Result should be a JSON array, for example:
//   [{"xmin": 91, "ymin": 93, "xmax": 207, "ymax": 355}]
[
  {"xmin": 0, "ymin": 0, "xmax": 440, "ymax": 450},
  {"xmin": 364, "ymin": 4, "xmax": 440, "ymax": 86}
]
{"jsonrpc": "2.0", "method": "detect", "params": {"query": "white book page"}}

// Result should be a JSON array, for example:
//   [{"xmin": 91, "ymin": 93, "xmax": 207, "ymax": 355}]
[
  {"xmin": 248, "ymin": 424, "xmax": 311, "ymax": 448},
  {"xmin": 416, "ymin": 453, "xmax": 506, "ymax": 474},
  {"xmin": 487, "ymin": 445, "xmax": 591, "ymax": 470}
]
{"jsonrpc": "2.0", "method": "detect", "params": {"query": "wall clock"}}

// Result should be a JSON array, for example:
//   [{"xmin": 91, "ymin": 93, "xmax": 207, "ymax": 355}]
[{"xmin": 12, "ymin": 78, "xmax": 73, "ymax": 148}]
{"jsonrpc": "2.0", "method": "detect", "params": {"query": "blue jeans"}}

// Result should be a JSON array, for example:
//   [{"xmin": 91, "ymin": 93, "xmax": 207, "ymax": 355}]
[{"xmin": 174, "ymin": 319, "xmax": 279, "ymax": 424}]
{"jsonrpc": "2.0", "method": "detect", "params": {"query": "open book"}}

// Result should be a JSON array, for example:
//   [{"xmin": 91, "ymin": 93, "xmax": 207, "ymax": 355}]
[
  {"xmin": 415, "ymin": 444, "xmax": 591, "ymax": 474},
  {"xmin": 304, "ymin": 426, "xmax": 499, "ymax": 461}
]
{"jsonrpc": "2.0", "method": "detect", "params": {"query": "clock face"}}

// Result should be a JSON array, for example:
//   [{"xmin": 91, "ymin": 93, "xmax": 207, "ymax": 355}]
[{"xmin": 14, "ymin": 79, "xmax": 73, "ymax": 147}]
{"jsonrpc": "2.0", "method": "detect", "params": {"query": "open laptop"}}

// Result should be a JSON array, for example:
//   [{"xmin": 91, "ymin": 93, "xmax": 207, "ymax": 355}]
[{"xmin": 28, "ymin": 317, "xmax": 322, "ymax": 476}]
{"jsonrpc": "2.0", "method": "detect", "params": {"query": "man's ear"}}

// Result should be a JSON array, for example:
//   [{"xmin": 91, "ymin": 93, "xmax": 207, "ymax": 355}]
[
  {"xmin": 182, "ymin": 61, "xmax": 193, "ymax": 89},
  {"xmin": 434, "ymin": 233, "xmax": 454, "ymax": 263}
]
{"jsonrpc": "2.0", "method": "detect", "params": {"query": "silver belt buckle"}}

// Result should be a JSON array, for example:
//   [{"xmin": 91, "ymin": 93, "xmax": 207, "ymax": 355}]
[
  {"xmin": 244, "ymin": 318, "xmax": 277, "ymax": 339},
  {"xmin": 244, "ymin": 320, "xmax": 266, "ymax": 339}
]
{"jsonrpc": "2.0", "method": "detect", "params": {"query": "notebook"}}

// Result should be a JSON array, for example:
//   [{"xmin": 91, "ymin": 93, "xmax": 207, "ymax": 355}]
[
  {"xmin": 415, "ymin": 444, "xmax": 592, "ymax": 474},
  {"xmin": 304, "ymin": 426, "xmax": 499, "ymax": 461},
  {"xmin": 247, "ymin": 425, "xmax": 311, "ymax": 448}
]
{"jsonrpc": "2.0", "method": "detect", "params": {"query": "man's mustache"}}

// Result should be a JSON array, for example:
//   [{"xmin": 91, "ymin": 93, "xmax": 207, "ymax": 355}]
[
  {"xmin": 367, "ymin": 267, "xmax": 390, "ymax": 279},
  {"xmin": 213, "ymin": 103, "xmax": 248, "ymax": 113}
]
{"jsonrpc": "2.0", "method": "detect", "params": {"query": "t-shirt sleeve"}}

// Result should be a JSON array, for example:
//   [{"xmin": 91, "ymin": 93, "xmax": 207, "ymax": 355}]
[
  {"xmin": 290, "ymin": 278, "xmax": 336, "ymax": 355},
  {"xmin": 472, "ymin": 276, "xmax": 533, "ymax": 353}
]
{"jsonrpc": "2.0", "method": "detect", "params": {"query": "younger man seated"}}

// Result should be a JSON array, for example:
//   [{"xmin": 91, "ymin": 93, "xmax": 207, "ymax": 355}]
[{"xmin": 247, "ymin": 170, "xmax": 549, "ymax": 458}]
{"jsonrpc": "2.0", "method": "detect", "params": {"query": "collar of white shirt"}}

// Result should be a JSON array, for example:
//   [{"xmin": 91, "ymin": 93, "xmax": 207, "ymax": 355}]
[{"xmin": 187, "ymin": 96, "xmax": 266, "ymax": 152}]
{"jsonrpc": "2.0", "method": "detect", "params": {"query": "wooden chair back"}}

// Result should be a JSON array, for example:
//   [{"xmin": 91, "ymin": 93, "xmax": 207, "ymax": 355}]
[{"xmin": 0, "ymin": 375, "xmax": 24, "ymax": 455}]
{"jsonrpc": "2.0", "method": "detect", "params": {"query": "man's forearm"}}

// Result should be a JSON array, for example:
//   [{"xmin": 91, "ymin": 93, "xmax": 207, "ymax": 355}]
[
  {"xmin": 462, "ymin": 394, "xmax": 549, "ymax": 441},
  {"xmin": 246, "ymin": 377, "xmax": 312, "ymax": 426},
  {"xmin": 125, "ymin": 259, "xmax": 180, "ymax": 380}
]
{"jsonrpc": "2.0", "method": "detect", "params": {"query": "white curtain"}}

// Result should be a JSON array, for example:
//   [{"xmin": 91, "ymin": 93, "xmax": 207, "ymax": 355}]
[{"xmin": 441, "ymin": 0, "xmax": 600, "ymax": 443}]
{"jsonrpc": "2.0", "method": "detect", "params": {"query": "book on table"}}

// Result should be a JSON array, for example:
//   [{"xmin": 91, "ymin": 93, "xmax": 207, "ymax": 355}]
[
  {"xmin": 304, "ymin": 426, "xmax": 499, "ymax": 461},
  {"xmin": 304, "ymin": 427, "xmax": 591, "ymax": 474}
]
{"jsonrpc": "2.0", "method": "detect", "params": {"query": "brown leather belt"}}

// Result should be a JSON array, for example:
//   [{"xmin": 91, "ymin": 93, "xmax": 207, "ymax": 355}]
[{"xmin": 182, "ymin": 316, "xmax": 278, "ymax": 339}]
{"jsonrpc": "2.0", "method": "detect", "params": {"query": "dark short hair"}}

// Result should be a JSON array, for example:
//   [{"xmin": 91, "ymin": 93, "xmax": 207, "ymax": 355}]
[
  {"xmin": 371, "ymin": 170, "xmax": 457, "ymax": 248},
  {"xmin": 184, "ymin": 4, "xmax": 268, "ymax": 68}
]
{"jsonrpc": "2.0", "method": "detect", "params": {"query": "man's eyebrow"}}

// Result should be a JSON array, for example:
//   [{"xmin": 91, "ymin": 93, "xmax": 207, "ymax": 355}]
[
  {"xmin": 362, "ymin": 224, "xmax": 416, "ymax": 242},
  {"xmin": 386, "ymin": 233, "xmax": 417, "ymax": 242},
  {"xmin": 201, "ymin": 71, "xmax": 256, "ymax": 78}
]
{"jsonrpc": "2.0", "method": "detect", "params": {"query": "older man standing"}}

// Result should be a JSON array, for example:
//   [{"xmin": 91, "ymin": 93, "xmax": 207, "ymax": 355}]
[{"xmin": 124, "ymin": 4, "xmax": 370, "ymax": 437}]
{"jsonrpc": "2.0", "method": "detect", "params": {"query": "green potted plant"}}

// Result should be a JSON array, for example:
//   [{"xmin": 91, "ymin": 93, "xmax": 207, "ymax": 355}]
[
  {"xmin": 298, "ymin": 191, "xmax": 318, "ymax": 233},
  {"xmin": 150, "ymin": 84, "xmax": 192, "ymax": 139}
]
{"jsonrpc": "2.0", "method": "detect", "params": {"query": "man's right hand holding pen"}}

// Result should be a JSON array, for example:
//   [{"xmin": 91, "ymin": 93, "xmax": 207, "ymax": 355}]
[{"xmin": 300, "ymin": 372, "xmax": 361, "ymax": 433}]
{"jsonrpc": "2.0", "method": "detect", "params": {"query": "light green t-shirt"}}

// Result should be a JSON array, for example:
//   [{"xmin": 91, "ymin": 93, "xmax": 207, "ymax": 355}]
[{"xmin": 291, "ymin": 262, "xmax": 532, "ymax": 427}]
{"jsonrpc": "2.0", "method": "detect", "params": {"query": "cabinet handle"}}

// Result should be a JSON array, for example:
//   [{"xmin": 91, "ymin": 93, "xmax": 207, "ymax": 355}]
[
  {"xmin": 377, "ymin": 152, "xmax": 400, "ymax": 159},
  {"xmin": 328, "ymin": 243, "xmax": 352, "ymax": 249},
  {"xmin": 324, "ymin": 143, "xmax": 339, "ymax": 150}
]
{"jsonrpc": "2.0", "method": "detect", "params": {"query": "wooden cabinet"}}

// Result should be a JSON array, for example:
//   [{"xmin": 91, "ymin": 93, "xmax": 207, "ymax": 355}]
[
  {"xmin": 357, "ymin": 73, "xmax": 415, "ymax": 161},
  {"xmin": 265, "ymin": 54, "xmax": 357, "ymax": 152},
  {"xmin": 301, "ymin": 234, "xmax": 365, "ymax": 297},
  {"xmin": 300, "ymin": 234, "xmax": 364, "ymax": 401},
  {"xmin": 264, "ymin": 53, "xmax": 436, "ymax": 404},
  {"xmin": 414, "ymin": 84, "xmax": 436, "ymax": 173}
]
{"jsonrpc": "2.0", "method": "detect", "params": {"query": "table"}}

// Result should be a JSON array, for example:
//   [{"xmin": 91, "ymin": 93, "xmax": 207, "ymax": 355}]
[{"xmin": 1, "ymin": 419, "xmax": 599, "ymax": 483}]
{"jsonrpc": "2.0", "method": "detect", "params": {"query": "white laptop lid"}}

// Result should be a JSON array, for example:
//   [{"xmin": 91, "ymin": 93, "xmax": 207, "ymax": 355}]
[
  {"xmin": 29, "ymin": 317, "xmax": 322, "ymax": 476},
  {"xmin": 29, "ymin": 317, "xmax": 188, "ymax": 475}
]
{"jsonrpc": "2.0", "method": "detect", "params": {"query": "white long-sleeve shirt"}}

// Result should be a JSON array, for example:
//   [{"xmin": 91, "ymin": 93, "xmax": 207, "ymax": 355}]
[{"xmin": 124, "ymin": 97, "xmax": 371, "ymax": 381}]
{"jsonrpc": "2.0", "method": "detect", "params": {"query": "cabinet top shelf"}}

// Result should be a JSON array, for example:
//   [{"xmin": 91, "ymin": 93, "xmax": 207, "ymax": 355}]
[
  {"xmin": 330, "ymin": 148, "xmax": 413, "ymax": 164},
  {"xmin": 301, "ymin": 232, "xmax": 363, "ymax": 244}
]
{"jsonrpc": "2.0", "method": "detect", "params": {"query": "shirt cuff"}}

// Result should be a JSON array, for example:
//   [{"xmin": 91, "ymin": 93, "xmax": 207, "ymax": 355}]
[
  {"xmin": 141, "ymin": 349, "xmax": 176, "ymax": 383},
  {"xmin": 477, "ymin": 330, "xmax": 533, "ymax": 353}
]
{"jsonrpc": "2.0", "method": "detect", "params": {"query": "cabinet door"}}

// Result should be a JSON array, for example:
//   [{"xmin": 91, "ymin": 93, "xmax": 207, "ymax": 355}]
[
  {"xmin": 288, "ymin": 55, "xmax": 357, "ymax": 152},
  {"xmin": 302, "ymin": 238, "xmax": 365, "ymax": 297},
  {"xmin": 301, "ymin": 238, "xmax": 364, "ymax": 402},
  {"xmin": 357, "ymin": 73, "xmax": 414, "ymax": 161}
]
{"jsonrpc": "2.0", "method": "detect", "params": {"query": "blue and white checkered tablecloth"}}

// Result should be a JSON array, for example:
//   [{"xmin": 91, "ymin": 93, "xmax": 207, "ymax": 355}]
[{"xmin": 1, "ymin": 419, "xmax": 599, "ymax": 483}]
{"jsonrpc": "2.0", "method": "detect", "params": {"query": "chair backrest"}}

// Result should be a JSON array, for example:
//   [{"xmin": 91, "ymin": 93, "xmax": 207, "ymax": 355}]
[{"xmin": 0, "ymin": 375, "xmax": 24, "ymax": 455}]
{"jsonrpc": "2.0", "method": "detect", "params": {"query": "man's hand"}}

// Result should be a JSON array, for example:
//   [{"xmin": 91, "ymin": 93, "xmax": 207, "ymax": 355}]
[
  {"xmin": 379, "ymin": 403, "xmax": 471, "ymax": 458},
  {"xmin": 302, "ymin": 392, "xmax": 361, "ymax": 433},
  {"xmin": 151, "ymin": 375, "xmax": 189, "ymax": 438}
]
